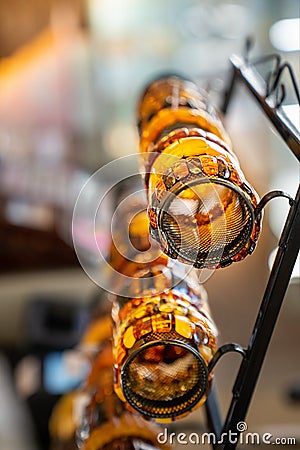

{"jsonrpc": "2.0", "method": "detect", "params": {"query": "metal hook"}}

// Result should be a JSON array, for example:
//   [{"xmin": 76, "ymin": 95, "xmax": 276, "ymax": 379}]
[
  {"xmin": 208, "ymin": 343, "xmax": 246, "ymax": 373},
  {"xmin": 268, "ymin": 62, "xmax": 300, "ymax": 105},
  {"xmin": 262, "ymin": 56, "xmax": 282, "ymax": 97},
  {"xmin": 255, "ymin": 190, "xmax": 295, "ymax": 220},
  {"xmin": 275, "ymin": 83, "xmax": 286, "ymax": 108},
  {"xmin": 244, "ymin": 36, "xmax": 254, "ymax": 63}
]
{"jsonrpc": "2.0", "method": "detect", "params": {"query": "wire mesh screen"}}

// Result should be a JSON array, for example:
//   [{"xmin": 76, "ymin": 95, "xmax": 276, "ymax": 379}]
[
  {"xmin": 121, "ymin": 331, "xmax": 208, "ymax": 419},
  {"xmin": 158, "ymin": 180, "xmax": 254, "ymax": 268}
]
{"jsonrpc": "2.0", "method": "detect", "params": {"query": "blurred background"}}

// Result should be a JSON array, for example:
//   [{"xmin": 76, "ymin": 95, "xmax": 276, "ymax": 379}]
[{"xmin": 0, "ymin": 0, "xmax": 299, "ymax": 449}]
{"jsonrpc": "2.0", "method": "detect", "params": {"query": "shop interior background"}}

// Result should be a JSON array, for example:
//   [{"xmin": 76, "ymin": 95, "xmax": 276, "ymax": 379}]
[{"xmin": 0, "ymin": 0, "xmax": 299, "ymax": 449}]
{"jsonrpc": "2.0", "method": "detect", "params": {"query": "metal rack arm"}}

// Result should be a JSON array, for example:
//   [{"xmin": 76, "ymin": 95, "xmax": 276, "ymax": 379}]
[
  {"xmin": 220, "ymin": 184, "xmax": 300, "ymax": 449},
  {"xmin": 221, "ymin": 54, "xmax": 300, "ymax": 160},
  {"xmin": 205, "ymin": 49, "xmax": 300, "ymax": 449}
]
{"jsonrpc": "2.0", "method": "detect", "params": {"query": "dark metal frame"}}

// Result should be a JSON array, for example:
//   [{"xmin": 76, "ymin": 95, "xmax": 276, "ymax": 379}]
[{"xmin": 204, "ymin": 43, "xmax": 300, "ymax": 449}]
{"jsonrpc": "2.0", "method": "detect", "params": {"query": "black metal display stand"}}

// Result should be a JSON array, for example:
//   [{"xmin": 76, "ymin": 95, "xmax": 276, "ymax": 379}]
[{"xmin": 204, "ymin": 43, "xmax": 300, "ymax": 449}]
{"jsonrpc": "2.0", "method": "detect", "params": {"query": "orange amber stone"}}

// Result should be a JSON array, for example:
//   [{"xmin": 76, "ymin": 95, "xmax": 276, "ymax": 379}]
[
  {"xmin": 137, "ymin": 76, "xmax": 262, "ymax": 269},
  {"xmin": 113, "ymin": 272, "xmax": 218, "ymax": 422}
]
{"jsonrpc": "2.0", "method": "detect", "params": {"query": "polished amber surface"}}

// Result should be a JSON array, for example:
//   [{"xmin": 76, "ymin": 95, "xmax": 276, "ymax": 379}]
[
  {"xmin": 101, "ymin": 437, "xmax": 161, "ymax": 450},
  {"xmin": 108, "ymin": 208, "xmax": 169, "ymax": 288},
  {"xmin": 85, "ymin": 343, "xmax": 114, "ymax": 387},
  {"xmin": 113, "ymin": 268, "xmax": 218, "ymax": 421},
  {"xmin": 108, "ymin": 183, "xmax": 218, "ymax": 421},
  {"xmin": 137, "ymin": 76, "xmax": 262, "ymax": 268},
  {"xmin": 79, "ymin": 316, "xmax": 112, "ymax": 349},
  {"xmin": 138, "ymin": 76, "xmax": 231, "ymax": 157},
  {"xmin": 49, "ymin": 341, "xmax": 114, "ymax": 450},
  {"xmin": 49, "ymin": 391, "xmax": 82, "ymax": 448},
  {"xmin": 82, "ymin": 414, "xmax": 169, "ymax": 450},
  {"xmin": 50, "ymin": 438, "xmax": 78, "ymax": 450},
  {"xmin": 77, "ymin": 354, "xmax": 170, "ymax": 450},
  {"xmin": 145, "ymin": 130, "xmax": 260, "ymax": 268}
]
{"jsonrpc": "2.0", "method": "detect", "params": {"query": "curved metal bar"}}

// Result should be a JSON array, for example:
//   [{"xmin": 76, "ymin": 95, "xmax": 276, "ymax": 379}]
[
  {"xmin": 213, "ymin": 42, "xmax": 300, "ymax": 450},
  {"xmin": 208, "ymin": 343, "xmax": 247, "ymax": 373},
  {"xmin": 251, "ymin": 53, "xmax": 281, "ymax": 68},
  {"xmin": 240, "ymin": 49, "xmax": 299, "ymax": 107},
  {"xmin": 247, "ymin": 53, "xmax": 282, "ymax": 98},
  {"xmin": 252, "ymin": 53, "xmax": 281, "ymax": 76},
  {"xmin": 275, "ymin": 83, "xmax": 286, "ymax": 108},
  {"xmin": 223, "ymin": 52, "xmax": 300, "ymax": 159},
  {"xmin": 267, "ymin": 62, "xmax": 300, "ymax": 106},
  {"xmin": 243, "ymin": 36, "xmax": 254, "ymax": 62},
  {"xmin": 255, "ymin": 190, "xmax": 295, "ymax": 220}
]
